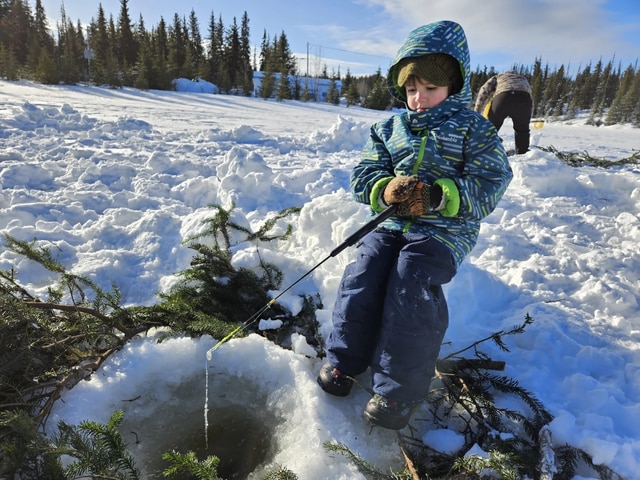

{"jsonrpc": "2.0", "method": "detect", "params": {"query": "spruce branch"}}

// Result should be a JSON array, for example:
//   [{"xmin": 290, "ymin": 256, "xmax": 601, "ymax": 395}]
[
  {"xmin": 441, "ymin": 313, "xmax": 533, "ymax": 360},
  {"xmin": 54, "ymin": 410, "xmax": 141, "ymax": 480},
  {"xmin": 322, "ymin": 441, "xmax": 412, "ymax": 479},
  {"xmin": 161, "ymin": 450, "xmax": 221, "ymax": 479},
  {"xmin": 260, "ymin": 465, "xmax": 299, "ymax": 480},
  {"xmin": 539, "ymin": 145, "xmax": 640, "ymax": 168}
]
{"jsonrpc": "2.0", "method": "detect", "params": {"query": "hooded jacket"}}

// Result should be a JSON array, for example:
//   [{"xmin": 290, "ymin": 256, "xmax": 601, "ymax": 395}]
[
  {"xmin": 474, "ymin": 71, "xmax": 533, "ymax": 114},
  {"xmin": 350, "ymin": 20, "xmax": 513, "ymax": 267}
]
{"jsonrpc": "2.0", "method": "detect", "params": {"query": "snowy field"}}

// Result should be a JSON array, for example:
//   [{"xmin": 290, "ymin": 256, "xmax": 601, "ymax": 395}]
[{"xmin": 1, "ymin": 79, "xmax": 639, "ymax": 479}]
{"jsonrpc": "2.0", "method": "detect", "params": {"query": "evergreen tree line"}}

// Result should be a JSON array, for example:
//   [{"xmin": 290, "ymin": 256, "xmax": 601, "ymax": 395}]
[
  {"xmin": 1, "ymin": 0, "xmax": 639, "ymax": 125},
  {"xmin": 0, "ymin": 0, "xmax": 258, "ymax": 93},
  {"xmin": 470, "ymin": 57, "xmax": 640, "ymax": 127}
]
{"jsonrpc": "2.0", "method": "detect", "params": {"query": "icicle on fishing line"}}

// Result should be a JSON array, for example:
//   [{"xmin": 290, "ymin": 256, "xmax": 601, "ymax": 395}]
[{"xmin": 204, "ymin": 357, "xmax": 210, "ymax": 449}]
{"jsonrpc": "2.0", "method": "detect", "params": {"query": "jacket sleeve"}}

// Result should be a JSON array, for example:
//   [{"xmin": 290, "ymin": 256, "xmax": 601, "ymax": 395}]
[
  {"xmin": 455, "ymin": 117, "xmax": 513, "ymax": 221},
  {"xmin": 350, "ymin": 123, "xmax": 396, "ymax": 211},
  {"xmin": 473, "ymin": 75, "xmax": 497, "ymax": 113}
]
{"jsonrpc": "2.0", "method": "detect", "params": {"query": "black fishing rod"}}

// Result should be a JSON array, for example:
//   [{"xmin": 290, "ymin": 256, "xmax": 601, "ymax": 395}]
[{"xmin": 206, "ymin": 204, "xmax": 397, "ymax": 358}]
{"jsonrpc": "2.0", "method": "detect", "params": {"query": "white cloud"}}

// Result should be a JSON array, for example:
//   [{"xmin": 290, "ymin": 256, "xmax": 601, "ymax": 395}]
[{"xmin": 338, "ymin": 0, "xmax": 639, "ymax": 71}]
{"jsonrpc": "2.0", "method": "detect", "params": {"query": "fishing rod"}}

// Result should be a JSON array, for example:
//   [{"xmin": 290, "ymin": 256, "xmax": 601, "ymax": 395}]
[{"xmin": 205, "ymin": 204, "xmax": 397, "ymax": 359}]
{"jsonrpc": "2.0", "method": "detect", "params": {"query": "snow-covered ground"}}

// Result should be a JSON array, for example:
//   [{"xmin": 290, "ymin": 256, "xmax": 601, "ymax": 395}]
[{"xmin": 1, "ymin": 79, "xmax": 639, "ymax": 479}]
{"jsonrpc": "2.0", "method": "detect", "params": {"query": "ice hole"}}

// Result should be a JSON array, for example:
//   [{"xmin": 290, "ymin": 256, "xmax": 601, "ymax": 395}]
[{"xmin": 117, "ymin": 373, "xmax": 280, "ymax": 479}]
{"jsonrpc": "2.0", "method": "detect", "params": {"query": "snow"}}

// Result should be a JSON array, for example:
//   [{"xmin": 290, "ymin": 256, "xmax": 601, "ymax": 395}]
[{"xmin": 1, "ymin": 78, "xmax": 639, "ymax": 479}]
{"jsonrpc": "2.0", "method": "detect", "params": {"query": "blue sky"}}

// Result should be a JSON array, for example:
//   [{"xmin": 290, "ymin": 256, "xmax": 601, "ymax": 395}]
[{"xmin": 42, "ymin": 0, "xmax": 640, "ymax": 76}]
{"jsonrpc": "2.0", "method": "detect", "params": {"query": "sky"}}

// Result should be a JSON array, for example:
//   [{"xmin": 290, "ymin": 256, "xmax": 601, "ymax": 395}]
[
  {"xmin": 39, "ymin": 0, "xmax": 640, "ymax": 76},
  {"xmin": 1, "ymin": 78, "xmax": 640, "ymax": 478}
]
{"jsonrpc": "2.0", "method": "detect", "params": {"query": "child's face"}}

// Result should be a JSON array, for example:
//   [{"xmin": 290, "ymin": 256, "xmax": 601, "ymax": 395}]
[{"xmin": 404, "ymin": 75, "xmax": 449, "ymax": 112}]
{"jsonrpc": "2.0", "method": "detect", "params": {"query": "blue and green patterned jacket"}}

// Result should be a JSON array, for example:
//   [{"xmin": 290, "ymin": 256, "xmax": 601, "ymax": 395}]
[{"xmin": 351, "ymin": 20, "xmax": 513, "ymax": 267}]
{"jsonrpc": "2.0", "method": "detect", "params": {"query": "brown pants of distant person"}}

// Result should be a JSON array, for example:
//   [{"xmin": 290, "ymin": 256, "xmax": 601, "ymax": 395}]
[{"xmin": 488, "ymin": 90, "xmax": 533, "ymax": 154}]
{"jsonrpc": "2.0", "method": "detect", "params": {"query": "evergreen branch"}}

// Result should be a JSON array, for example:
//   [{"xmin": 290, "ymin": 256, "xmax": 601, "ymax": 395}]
[
  {"xmin": 441, "ymin": 314, "xmax": 533, "ymax": 359},
  {"xmin": 54, "ymin": 410, "xmax": 141, "ymax": 480},
  {"xmin": 0, "ymin": 268, "xmax": 36, "ymax": 300},
  {"xmin": 246, "ymin": 206, "xmax": 301, "ymax": 242},
  {"xmin": 397, "ymin": 431, "xmax": 422, "ymax": 480},
  {"xmin": 260, "ymin": 465, "xmax": 299, "ymax": 480},
  {"xmin": 24, "ymin": 301, "xmax": 112, "ymax": 323},
  {"xmin": 322, "ymin": 441, "xmax": 412, "ymax": 479},
  {"xmin": 538, "ymin": 145, "xmax": 640, "ymax": 168},
  {"xmin": 453, "ymin": 450, "xmax": 519, "ymax": 480},
  {"xmin": 161, "ymin": 449, "xmax": 221, "ymax": 479},
  {"xmin": 2, "ymin": 235, "xmax": 66, "ymax": 274},
  {"xmin": 486, "ymin": 373, "xmax": 553, "ymax": 428},
  {"xmin": 436, "ymin": 358, "xmax": 506, "ymax": 372},
  {"xmin": 433, "ymin": 372, "xmax": 491, "ymax": 436}
]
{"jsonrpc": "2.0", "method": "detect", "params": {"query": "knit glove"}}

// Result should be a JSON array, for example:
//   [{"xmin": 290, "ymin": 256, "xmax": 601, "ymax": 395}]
[
  {"xmin": 382, "ymin": 175, "xmax": 420, "ymax": 204},
  {"xmin": 382, "ymin": 175, "xmax": 446, "ymax": 216}
]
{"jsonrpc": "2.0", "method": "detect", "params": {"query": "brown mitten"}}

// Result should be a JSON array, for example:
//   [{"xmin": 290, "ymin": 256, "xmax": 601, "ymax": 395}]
[
  {"xmin": 396, "ymin": 182, "xmax": 444, "ymax": 216},
  {"xmin": 383, "ymin": 175, "xmax": 419, "ymax": 204}
]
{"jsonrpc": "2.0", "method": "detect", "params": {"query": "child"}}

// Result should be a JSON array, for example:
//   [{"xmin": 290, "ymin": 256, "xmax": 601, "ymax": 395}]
[{"xmin": 317, "ymin": 20, "xmax": 513, "ymax": 430}]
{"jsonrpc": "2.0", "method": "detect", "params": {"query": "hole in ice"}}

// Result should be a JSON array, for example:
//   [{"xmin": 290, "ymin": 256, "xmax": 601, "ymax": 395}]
[{"xmin": 118, "ymin": 375, "xmax": 279, "ymax": 479}]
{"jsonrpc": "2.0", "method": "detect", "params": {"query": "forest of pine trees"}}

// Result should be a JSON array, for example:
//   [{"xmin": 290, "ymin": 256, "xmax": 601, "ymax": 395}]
[{"xmin": 1, "ymin": 0, "xmax": 639, "ymax": 126}]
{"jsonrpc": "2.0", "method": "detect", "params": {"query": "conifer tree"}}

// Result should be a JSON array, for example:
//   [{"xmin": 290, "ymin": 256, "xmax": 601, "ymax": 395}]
[
  {"xmin": 362, "ymin": 68, "xmax": 390, "ymax": 110},
  {"xmin": 260, "ymin": 60, "xmax": 276, "ymax": 100},
  {"xmin": 346, "ymin": 82, "xmax": 359, "ymax": 106},
  {"xmin": 135, "ymin": 31, "xmax": 152, "ymax": 89},
  {"xmin": 182, "ymin": 45, "xmax": 196, "ymax": 81},
  {"xmin": 87, "ymin": 5, "xmax": 108, "ymax": 85},
  {"xmin": 587, "ymin": 59, "xmax": 614, "ymax": 125},
  {"xmin": 606, "ymin": 67, "xmax": 640, "ymax": 125},
  {"xmin": 542, "ymin": 64, "xmax": 566, "ymax": 117},
  {"xmin": 223, "ymin": 17, "xmax": 240, "ymax": 93},
  {"xmin": 203, "ymin": 12, "xmax": 214, "ymax": 83},
  {"xmin": 530, "ymin": 58, "xmax": 545, "ymax": 117},
  {"xmin": 276, "ymin": 31, "xmax": 296, "ymax": 76},
  {"xmin": 604, "ymin": 61, "xmax": 622, "ymax": 106},
  {"xmin": 150, "ymin": 25, "xmax": 172, "ymax": 90},
  {"xmin": 167, "ymin": 13, "xmax": 187, "ymax": 80},
  {"xmin": 327, "ymin": 69, "xmax": 340, "ymax": 105},
  {"xmin": 584, "ymin": 59, "xmax": 603, "ymax": 109},
  {"xmin": 30, "ymin": 0, "xmax": 55, "ymax": 62},
  {"xmin": 205, "ymin": 13, "xmax": 223, "ymax": 86},
  {"xmin": 34, "ymin": 45, "xmax": 58, "ymax": 83},
  {"xmin": 276, "ymin": 65, "xmax": 291, "ymax": 101},
  {"xmin": 106, "ymin": 16, "xmax": 122, "ymax": 88},
  {"xmin": 2, "ymin": 0, "xmax": 31, "ymax": 67},
  {"xmin": 470, "ymin": 65, "xmax": 495, "ymax": 97},
  {"xmin": 155, "ymin": 17, "xmax": 169, "ymax": 64},
  {"xmin": 258, "ymin": 29, "xmax": 269, "ymax": 72},
  {"xmin": 568, "ymin": 63, "xmax": 584, "ymax": 114},
  {"xmin": 239, "ymin": 11, "xmax": 253, "ymax": 96},
  {"xmin": 0, "ymin": 43, "xmax": 18, "ymax": 79},
  {"xmin": 291, "ymin": 75, "xmax": 301, "ymax": 100},
  {"xmin": 57, "ymin": 17, "xmax": 85, "ymax": 84},
  {"xmin": 301, "ymin": 77, "xmax": 311, "ymax": 102},
  {"xmin": 0, "ymin": 0, "xmax": 11, "ymax": 18},
  {"xmin": 343, "ymin": 69, "xmax": 360, "ymax": 107},
  {"xmin": 341, "ymin": 69, "xmax": 352, "ymax": 92},
  {"xmin": 116, "ymin": 0, "xmax": 137, "ymax": 81},
  {"xmin": 29, "ymin": 0, "xmax": 57, "ymax": 83},
  {"xmin": 187, "ymin": 9, "xmax": 205, "ymax": 79},
  {"xmin": 605, "ymin": 64, "xmax": 636, "ymax": 125}
]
